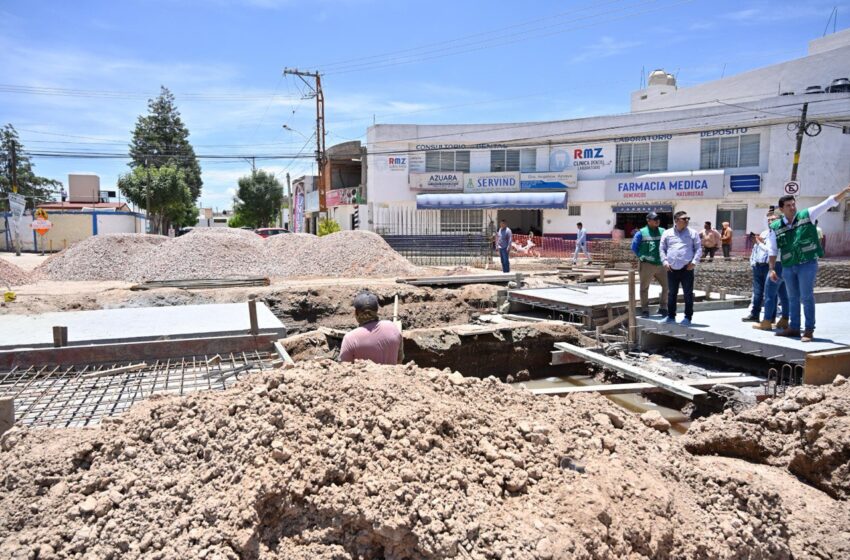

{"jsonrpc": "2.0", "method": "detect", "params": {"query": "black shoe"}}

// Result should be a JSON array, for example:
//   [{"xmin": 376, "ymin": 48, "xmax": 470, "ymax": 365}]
[
  {"xmin": 657, "ymin": 308, "xmax": 668, "ymax": 316},
  {"xmin": 741, "ymin": 315, "xmax": 759, "ymax": 322},
  {"xmin": 641, "ymin": 311, "xmax": 650, "ymax": 318}
]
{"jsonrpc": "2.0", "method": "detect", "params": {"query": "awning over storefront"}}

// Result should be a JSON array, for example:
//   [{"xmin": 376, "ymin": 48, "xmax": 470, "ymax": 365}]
[
  {"xmin": 611, "ymin": 204, "xmax": 674, "ymax": 213},
  {"xmin": 416, "ymin": 192, "xmax": 567, "ymax": 210}
]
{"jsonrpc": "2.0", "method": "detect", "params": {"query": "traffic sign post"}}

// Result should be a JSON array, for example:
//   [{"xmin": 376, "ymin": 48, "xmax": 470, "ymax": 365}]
[
  {"xmin": 7, "ymin": 193, "xmax": 26, "ymax": 256},
  {"xmin": 784, "ymin": 181, "xmax": 800, "ymax": 195},
  {"xmin": 29, "ymin": 208, "xmax": 52, "ymax": 255}
]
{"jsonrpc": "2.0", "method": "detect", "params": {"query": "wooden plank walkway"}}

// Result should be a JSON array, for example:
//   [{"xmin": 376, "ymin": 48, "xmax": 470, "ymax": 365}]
[{"xmin": 531, "ymin": 376, "xmax": 763, "ymax": 396}]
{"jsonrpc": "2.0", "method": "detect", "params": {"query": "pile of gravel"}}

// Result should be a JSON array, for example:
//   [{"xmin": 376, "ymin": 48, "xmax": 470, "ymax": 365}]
[
  {"xmin": 0, "ymin": 259, "xmax": 30, "ymax": 286},
  {"xmin": 37, "ymin": 230, "xmax": 418, "ymax": 282},
  {"xmin": 2, "ymin": 361, "xmax": 848, "ymax": 559},
  {"xmin": 143, "ymin": 228, "xmax": 266, "ymax": 281},
  {"xmin": 35, "ymin": 234, "xmax": 168, "ymax": 282}
]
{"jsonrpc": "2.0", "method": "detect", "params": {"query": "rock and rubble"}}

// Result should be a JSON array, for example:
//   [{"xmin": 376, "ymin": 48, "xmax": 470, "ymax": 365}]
[
  {"xmin": 2, "ymin": 361, "xmax": 849, "ymax": 559},
  {"xmin": 35, "ymin": 230, "xmax": 419, "ymax": 282},
  {"xmin": 0, "ymin": 259, "xmax": 30, "ymax": 286},
  {"xmin": 685, "ymin": 374, "xmax": 850, "ymax": 500}
]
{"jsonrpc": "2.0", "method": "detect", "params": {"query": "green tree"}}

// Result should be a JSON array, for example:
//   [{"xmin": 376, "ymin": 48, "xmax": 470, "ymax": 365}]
[
  {"xmin": 0, "ymin": 124, "xmax": 62, "ymax": 207},
  {"xmin": 318, "ymin": 217, "xmax": 341, "ymax": 237},
  {"xmin": 232, "ymin": 169, "xmax": 283, "ymax": 228},
  {"xmin": 117, "ymin": 165, "xmax": 197, "ymax": 233},
  {"xmin": 128, "ymin": 86, "xmax": 202, "ymax": 200}
]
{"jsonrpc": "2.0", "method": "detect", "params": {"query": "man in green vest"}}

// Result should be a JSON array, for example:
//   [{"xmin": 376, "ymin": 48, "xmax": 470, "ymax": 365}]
[
  {"xmin": 630, "ymin": 212, "xmax": 669, "ymax": 318},
  {"xmin": 767, "ymin": 185, "xmax": 850, "ymax": 342}
]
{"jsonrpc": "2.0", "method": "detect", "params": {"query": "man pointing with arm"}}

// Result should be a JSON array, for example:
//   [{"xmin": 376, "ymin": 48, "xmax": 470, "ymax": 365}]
[{"xmin": 767, "ymin": 184, "xmax": 850, "ymax": 342}]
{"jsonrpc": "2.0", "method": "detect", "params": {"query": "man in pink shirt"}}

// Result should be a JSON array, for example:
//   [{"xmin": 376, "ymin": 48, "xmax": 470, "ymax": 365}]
[{"xmin": 339, "ymin": 292, "xmax": 403, "ymax": 365}]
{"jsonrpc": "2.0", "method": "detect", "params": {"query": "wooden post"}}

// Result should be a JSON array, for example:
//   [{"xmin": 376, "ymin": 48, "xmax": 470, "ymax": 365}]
[
  {"xmin": 627, "ymin": 270, "xmax": 637, "ymax": 344},
  {"xmin": 248, "ymin": 297, "xmax": 259, "ymax": 335},
  {"xmin": 705, "ymin": 283, "xmax": 712, "ymax": 299},
  {"xmin": 52, "ymin": 326, "xmax": 68, "ymax": 348},
  {"xmin": 49, "ymin": 239, "xmax": 53, "ymax": 253},
  {"xmin": 599, "ymin": 267, "xmax": 606, "ymax": 283}
]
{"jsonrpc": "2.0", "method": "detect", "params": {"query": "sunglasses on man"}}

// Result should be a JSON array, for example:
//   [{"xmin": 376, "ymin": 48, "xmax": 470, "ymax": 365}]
[{"xmin": 677, "ymin": 216, "xmax": 690, "ymax": 221}]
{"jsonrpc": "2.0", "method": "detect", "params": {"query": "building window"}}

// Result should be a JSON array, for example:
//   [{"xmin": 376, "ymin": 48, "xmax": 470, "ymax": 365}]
[
  {"xmin": 701, "ymin": 134, "xmax": 760, "ymax": 169},
  {"xmin": 440, "ymin": 209, "xmax": 483, "ymax": 234},
  {"xmin": 568, "ymin": 205, "xmax": 581, "ymax": 216},
  {"xmin": 491, "ymin": 149, "xmax": 530, "ymax": 172},
  {"xmin": 426, "ymin": 150, "xmax": 470, "ymax": 172},
  {"xmin": 615, "ymin": 141, "xmax": 668, "ymax": 173},
  {"xmin": 716, "ymin": 208, "xmax": 747, "ymax": 231}
]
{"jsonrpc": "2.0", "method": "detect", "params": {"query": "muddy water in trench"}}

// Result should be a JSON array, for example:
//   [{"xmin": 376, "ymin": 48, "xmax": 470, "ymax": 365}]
[{"xmin": 518, "ymin": 374, "xmax": 692, "ymax": 435}]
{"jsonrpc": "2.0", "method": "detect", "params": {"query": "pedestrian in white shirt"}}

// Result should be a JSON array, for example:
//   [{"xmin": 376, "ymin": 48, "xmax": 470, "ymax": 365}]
[
  {"xmin": 660, "ymin": 210, "xmax": 702, "ymax": 326},
  {"xmin": 572, "ymin": 222, "xmax": 592, "ymax": 265},
  {"xmin": 767, "ymin": 185, "xmax": 850, "ymax": 342}
]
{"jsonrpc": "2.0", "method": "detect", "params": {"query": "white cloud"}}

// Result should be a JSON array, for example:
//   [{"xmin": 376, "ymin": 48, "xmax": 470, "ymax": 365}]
[{"xmin": 570, "ymin": 36, "xmax": 642, "ymax": 64}]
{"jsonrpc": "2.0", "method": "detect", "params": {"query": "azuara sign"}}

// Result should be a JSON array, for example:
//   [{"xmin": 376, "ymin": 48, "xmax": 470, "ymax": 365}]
[
  {"xmin": 605, "ymin": 172, "xmax": 724, "ymax": 201},
  {"xmin": 463, "ymin": 172, "xmax": 520, "ymax": 193},
  {"xmin": 409, "ymin": 172, "xmax": 464, "ymax": 191}
]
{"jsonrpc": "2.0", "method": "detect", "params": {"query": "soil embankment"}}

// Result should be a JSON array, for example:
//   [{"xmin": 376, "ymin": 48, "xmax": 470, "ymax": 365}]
[{"xmin": 2, "ymin": 361, "xmax": 849, "ymax": 559}]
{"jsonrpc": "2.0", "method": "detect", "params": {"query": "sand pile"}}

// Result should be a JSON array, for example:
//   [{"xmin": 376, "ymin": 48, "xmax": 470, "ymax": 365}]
[
  {"xmin": 144, "ymin": 228, "xmax": 267, "ymax": 281},
  {"xmin": 685, "ymin": 374, "xmax": 850, "ymax": 500},
  {"xmin": 35, "ymin": 234, "xmax": 168, "ymax": 282},
  {"xmin": 36, "ymin": 230, "xmax": 418, "ymax": 282},
  {"xmin": 0, "ymin": 259, "xmax": 30, "ymax": 286},
  {"xmin": 2, "ymin": 362, "xmax": 849, "ymax": 559}
]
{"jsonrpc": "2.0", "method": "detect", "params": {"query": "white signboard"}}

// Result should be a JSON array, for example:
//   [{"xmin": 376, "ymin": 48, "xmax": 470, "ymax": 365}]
[
  {"xmin": 8, "ymin": 193, "xmax": 26, "ymax": 220},
  {"xmin": 605, "ymin": 172, "xmax": 724, "ymax": 202},
  {"xmin": 376, "ymin": 154, "xmax": 409, "ymax": 172},
  {"xmin": 408, "ymin": 152, "xmax": 426, "ymax": 173},
  {"xmin": 784, "ymin": 180, "xmax": 800, "ymax": 195},
  {"xmin": 520, "ymin": 171, "xmax": 577, "ymax": 191},
  {"xmin": 305, "ymin": 190, "xmax": 320, "ymax": 213},
  {"xmin": 463, "ymin": 172, "xmax": 520, "ymax": 193},
  {"xmin": 410, "ymin": 172, "xmax": 464, "ymax": 192},
  {"xmin": 549, "ymin": 144, "xmax": 615, "ymax": 179}
]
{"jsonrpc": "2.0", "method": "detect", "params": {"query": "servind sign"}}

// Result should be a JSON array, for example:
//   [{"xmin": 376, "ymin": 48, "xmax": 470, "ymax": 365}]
[{"xmin": 605, "ymin": 171, "xmax": 724, "ymax": 201}]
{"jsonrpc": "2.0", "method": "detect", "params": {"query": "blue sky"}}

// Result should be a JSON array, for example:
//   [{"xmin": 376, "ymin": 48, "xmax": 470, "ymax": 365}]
[{"xmin": 1, "ymin": 0, "xmax": 847, "ymax": 210}]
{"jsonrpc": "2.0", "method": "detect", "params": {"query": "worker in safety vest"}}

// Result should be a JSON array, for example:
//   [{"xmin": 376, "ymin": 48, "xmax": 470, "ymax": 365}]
[
  {"xmin": 767, "ymin": 184, "xmax": 850, "ymax": 342},
  {"xmin": 630, "ymin": 212, "xmax": 668, "ymax": 318}
]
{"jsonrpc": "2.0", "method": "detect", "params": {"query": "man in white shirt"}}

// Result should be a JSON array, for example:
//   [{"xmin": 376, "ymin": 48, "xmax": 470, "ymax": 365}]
[
  {"xmin": 660, "ymin": 211, "xmax": 702, "ymax": 326},
  {"xmin": 572, "ymin": 222, "xmax": 592, "ymax": 265},
  {"xmin": 766, "ymin": 185, "xmax": 850, "ymax": 341}
]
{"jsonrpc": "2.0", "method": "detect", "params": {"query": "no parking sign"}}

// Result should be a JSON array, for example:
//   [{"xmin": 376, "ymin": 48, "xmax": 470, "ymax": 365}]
[{"xmin": 784, "ymin": 181, "xmax": 800, "ymax": 195}]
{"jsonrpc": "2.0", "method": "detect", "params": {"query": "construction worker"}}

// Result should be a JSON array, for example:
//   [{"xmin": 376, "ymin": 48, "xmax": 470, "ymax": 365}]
[
  {"xmin": 753, "ymin": 210, "xmax": 789, "ymax": 331},
  {"xmin": 339, "ymin": 291, "xmax": 403, "ymax": 365},
  {"xmin": 767, "ymin": 184, "xmax": 850, "ymax": 342},
  {"xmin": 630, "ymin": 212, "xmax": 668, "ymax": 318}
]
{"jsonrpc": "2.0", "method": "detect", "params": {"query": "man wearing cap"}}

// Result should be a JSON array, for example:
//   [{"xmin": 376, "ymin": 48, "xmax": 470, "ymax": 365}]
[
  {"xmin": 767, "ymin": 184, "xmax": 850, "ymax": 342},
  {"xmin": 630, "ymin": 212, "xmax": 668, "ymax": 318},
  {"xmin": 660, "ymin": 210, "xmax": 702, "ymax": 326},
  {"xmin": 339, "ymin": 291, "xmax": 403, "ymax": 365}
]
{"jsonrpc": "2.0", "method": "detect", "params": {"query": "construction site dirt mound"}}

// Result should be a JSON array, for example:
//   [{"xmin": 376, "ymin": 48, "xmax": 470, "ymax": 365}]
[
  {"xmin": 264, "ymin": 230, "xmax": 420, "ymax": 278},
  {"xmin": 684, "ymin": 375, "xmax": 850, "ymax": 500},
  {"xmin": 0, "ymin": 258, "xmax": 30, "ymax": 286},
  {"xmin": 2, "ymin": 362, "xmax": 849, "ymax": 559},
  {"xmin": 145, "ymin": 228, "xmax": 267, "ymax": 281},
  {"xmin": 35, "ymin": 234, "xmax": 169, "ymax": 282}
]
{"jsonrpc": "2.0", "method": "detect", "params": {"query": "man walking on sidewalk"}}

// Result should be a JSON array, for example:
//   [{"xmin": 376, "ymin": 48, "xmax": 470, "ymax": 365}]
[
  {"xmin": 767, "ymin": 184, "xmax": 850, "ymax": 342},
  {"xmin": 572, "ymin": 222, "xmax": 592, "ymax": 265},
  {"xmin": 660, "ymin": 211, "xmax": 702, "ymax": 326},
  {"xmin": 495, "ymin": 219, "xmax": 512, "ymax": 273},
  {"xmin": 631, "ymin": 212, "xmax": 668, "ymax": 318}
]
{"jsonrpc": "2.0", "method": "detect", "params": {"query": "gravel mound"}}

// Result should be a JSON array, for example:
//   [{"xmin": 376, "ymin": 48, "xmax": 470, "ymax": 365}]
[
  {"xmin": 2, "ymin": 362, "xmax": 848, "ymax": 559},
  {"xmin": 0, "ymin": 259, "xmax": 30, "ymax": 286},
  {"xmin": 35, "ymin": 234, "xmax": 168, "ymax": 282},
  {"xmin": 36, "ymin": 230, "xmax": 418, "ymax": 282},
  {"xmin": 685, "ymin": 374, "xmax": 850, "ymax": 500},
  {"xmin": 144, "ymin": 228, "xmax": 266, "ymax": 281}
]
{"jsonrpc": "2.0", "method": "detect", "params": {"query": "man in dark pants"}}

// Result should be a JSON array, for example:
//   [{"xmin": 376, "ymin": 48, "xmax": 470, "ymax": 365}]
[
  {"xmin": 660, "ymin": 210, "xmax": 702, "ymax": 326},
  {"xmin": 495, "ymin": 219, "xmax": 512, "ymax": 273}
]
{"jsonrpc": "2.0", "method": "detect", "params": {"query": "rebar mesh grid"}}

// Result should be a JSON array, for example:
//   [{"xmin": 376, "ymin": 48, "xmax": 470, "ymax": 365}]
[{"xmin": 0, "ymin": 351, "xmax": 277, "ymax": 429}]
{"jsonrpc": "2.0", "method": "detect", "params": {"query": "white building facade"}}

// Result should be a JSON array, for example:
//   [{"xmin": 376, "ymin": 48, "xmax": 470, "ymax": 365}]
[{"xmin": 364, "ymin": 30, "xmax": 850, "ymax": 245}]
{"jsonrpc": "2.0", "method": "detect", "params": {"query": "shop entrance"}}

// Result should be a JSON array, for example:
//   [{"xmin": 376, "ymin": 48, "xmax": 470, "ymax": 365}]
[
  {"xmin": 615, "ymin": 211, "xmax": 673, "ymax": 237},
  {"xmin": 497, "ymin": 209, "xmax": 542, "ymax": 236}
]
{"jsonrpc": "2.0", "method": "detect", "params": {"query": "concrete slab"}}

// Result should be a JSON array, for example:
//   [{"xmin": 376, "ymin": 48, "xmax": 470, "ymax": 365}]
[
  {"xmin": 509, "ymin": 284, "xmax": 708, "ymax": 310},
  {"xmin": 638, "ymin": 302, "xmax": 850, "ymax": 384},
  {"xmin": 0, "ymin": 302, "xmax": 286, "ymax": 350}
]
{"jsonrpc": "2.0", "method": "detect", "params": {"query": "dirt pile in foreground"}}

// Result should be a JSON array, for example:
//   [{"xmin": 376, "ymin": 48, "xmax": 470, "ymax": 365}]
[
  {"xmin": 0, "ymin": 259, "xmax": 30, "ymax": 286},
  {"xmin": 35, "ymin": 229, "xmax": 419, "ymax": 282},
  {"xmin": 685, "ymin": 375, "xmax": 850, "ymax": 499},
  {"xmin": 3, "ymin": 362, "xmax": 849, "ymax": 559}
]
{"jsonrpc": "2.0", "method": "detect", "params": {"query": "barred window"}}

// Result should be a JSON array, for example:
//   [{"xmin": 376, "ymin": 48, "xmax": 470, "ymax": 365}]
[
  {"xmin": 615, "ymin": 141, "xmax": 668, "ymax": 173},
  {"xmin": 440, "ymin": 209, "xmax": 484, "ymax": 234},
  {"xmin": 568, "ymin": 205, "xmax": 582, "ymax": 216},
  {"xmin": 491, "ymin": 149, "xmax": 522, "ymax": 172},
  {"xmin": 701, "ymin": 134, "xmax": 760, "ymax": 169},
  {"xmin": 520, "ymin": 148, "xmax": 537, "ymax": 172},
  {"xmin": 425, "ymin": 150, "xmax": 470, "ymax": 172}
]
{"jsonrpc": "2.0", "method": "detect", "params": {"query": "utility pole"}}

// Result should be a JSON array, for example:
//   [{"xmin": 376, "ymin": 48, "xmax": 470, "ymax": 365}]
[
  {"xmin": 790, "ymin": 102, "xmax": 821, "ymax": 182},
  {"xmin": 282, "ymin": 68, "xmax": 326, "ymax": 211},
  {"xmin": 286, "ymin": 172, "xmax": 291, "ymax": 231},
  {"xmin": 144, "ymin": 157, "xmax": 152, "ymax": 234}
]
